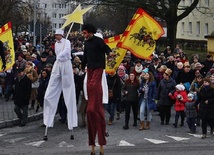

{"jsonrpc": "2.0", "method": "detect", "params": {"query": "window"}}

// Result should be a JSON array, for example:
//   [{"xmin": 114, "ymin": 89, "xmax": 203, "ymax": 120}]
[
  {"xmin": 53, "ymin": 13, "xmax": 57, "ymax": 18},
  {"xmin": 188, "ymin": 22, "xmax": 192, "ymax": 35},
  {"xmin": 205, "ymin": 23, "xmax": 208, "ymax": 35},
  {"xmin": 59, "ymin": 23, "xmax": 63, "ymax": 28},
  {"xmin": 196, "ymin": 21, "xmax": 200, "ymax": 36},
  {"xmin": 181, "ymin": 22, "xmax": 184, "ymax": 34},
  {"xmin": 205, "ymin": 0, "xmax": 210, "ymax": 7},
  {"xmin": 54, "ymin": 23, "xmax": 57, "ymax": 28}
]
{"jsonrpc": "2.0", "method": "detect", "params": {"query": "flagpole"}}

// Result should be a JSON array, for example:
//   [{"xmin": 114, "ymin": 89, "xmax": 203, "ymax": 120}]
[{"xmin": 66, "ymin": 22, "xmax": 74, "ymax": 39}]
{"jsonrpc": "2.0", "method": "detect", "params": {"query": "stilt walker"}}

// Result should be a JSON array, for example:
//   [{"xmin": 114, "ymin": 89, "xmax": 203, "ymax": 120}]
[
  {"xmin": 43, "ymin": 29, "xmax": 77, "ymax": 140},
  {"xmin": 81, "ymin": 24, "xmax": 113, "ymax": 155}
]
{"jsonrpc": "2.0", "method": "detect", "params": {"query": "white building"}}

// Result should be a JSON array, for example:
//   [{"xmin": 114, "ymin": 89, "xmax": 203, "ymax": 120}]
[
  {"xmin": 28, "ymin": 0, "xmax": 76, "ymax": 33},
  {"xmin": 177, "ymin": 0, "xmax": 214, "ymax": 41}
]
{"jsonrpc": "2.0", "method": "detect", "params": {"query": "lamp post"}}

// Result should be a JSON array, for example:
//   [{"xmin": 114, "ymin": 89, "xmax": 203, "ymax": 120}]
[{"xmin": 33, "ymin": 0, "xmax": 37, "ymax": 46}]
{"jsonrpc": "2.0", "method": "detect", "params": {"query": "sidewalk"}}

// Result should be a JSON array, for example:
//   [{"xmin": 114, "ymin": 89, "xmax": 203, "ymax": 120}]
[{"xmin": 0, "ymin": 97, "xmax": 43, "ymax": 129}]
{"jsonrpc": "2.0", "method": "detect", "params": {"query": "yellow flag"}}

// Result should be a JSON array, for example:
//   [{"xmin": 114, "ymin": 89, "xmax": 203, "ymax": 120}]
[
  {"xmin": 0, "ymin": 22, "xmax": 15, "ymax": 72},
  {"xmin": 117, "ymin": 8, "xmax": 164, "ymax": 60},
  {"xmin": 105, "ymin": 35, "xmax": 127, "ymax": 74}
]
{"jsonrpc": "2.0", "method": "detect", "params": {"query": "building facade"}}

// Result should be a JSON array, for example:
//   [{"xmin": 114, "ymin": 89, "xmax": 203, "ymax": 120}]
[
  {"xmin": 177, "ymin": 0, "xmax": 214, "ymax": 41},
  {"xmin": 28, "ymin": 0, "xmax": 76, "ymax": 34}
]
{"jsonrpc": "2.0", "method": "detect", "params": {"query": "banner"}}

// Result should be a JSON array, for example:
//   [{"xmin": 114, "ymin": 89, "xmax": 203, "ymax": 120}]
[
  {"xmin": 0, "ymin": 22, "xmax": 15, "ymax": 72},
  {"xmin": 105, "ymin": 35, "xmax": 127, "ymax": 74},
  {"xmin": 117, "ymin": 8, "xmax": 164, "ymax": 60}
]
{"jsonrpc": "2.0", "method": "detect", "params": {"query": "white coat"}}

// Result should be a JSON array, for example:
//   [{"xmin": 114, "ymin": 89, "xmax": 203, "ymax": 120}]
[
  {"xmin": 83, "ymin": 70, "xmax": 109, "ymax": 104},
  {"xmin": 43, "ymin": 38, "xmax": 77, "ymax": 130}
]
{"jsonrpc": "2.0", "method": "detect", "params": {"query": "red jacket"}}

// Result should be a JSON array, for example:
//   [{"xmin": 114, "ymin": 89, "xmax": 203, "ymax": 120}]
[{"xmin": 169, "ymin": 90, "xmax": 187, "ymax": 111}]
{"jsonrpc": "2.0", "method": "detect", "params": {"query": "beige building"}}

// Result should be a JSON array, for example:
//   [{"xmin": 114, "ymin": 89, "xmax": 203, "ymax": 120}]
[{"xmin": 177, "ymin": 0, "xmax": 214, "ymax": 41}]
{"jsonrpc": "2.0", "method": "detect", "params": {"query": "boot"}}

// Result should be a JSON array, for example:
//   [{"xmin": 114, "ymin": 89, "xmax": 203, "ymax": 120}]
[
  {"xmin": 144, "ymin": 121, "xmax": 150, "ymax": 130},
  {"xmin": 116, "ymin": 112, "xmax": 120, "ymax": 120},
  {"xmin": 201, "ymin": 134, "xmax": 207, "ymax": 139},
  {"xmin": 139, "ymin": 121, "xmax": 144, "ymax": 130}
]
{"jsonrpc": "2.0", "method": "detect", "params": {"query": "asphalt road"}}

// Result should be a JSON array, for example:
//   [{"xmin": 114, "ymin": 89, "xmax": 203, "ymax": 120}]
[{"xmin": 0, "ymin": 111, "xmax": 214, "ymax": 155}]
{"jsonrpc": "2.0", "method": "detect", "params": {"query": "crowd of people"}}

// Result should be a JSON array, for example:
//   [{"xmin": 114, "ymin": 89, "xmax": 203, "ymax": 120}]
[{"xmin": 0, "ymin": 28, "xmax": 214, "ymax": 143}]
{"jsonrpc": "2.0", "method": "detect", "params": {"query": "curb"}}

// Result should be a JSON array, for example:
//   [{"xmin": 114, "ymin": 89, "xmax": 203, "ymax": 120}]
[{"xmin": 0, "ymin": 112, "xmax": 43, "ymax": 129}]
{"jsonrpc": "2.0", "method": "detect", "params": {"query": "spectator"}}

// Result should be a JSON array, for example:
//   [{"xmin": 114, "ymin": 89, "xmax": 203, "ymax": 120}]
[
  {"xmin": 194, "ymin": 77, "xmax": 214, "ymax": 139},
  {"xmin": 122, "ymin": 72, "xmax": 140, "ymax": 130},
  {"xmin": 169, "ymin": 84, "xmax": 187, "ymax": 128},
  {"xmin": 138, "ymin": 71, "xmax": 156, "ymax": 130},
  {"xmin": 156, "ymin": 68, "xmax": 176, "ymax": 125},
  {"xmin": 14, "ymin": 67, "xmax": 31, "ymax": 127}
]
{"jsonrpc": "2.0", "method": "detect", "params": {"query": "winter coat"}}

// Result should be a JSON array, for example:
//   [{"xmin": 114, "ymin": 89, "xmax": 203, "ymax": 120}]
[
  {"xmin": 37, "ymin": 76, "xmax": 50, "ymax": 107},
  {"xmin": 14, "ymin": 75, "xmax": 32, "ymax": 106},
  {"xmin": 122, "ymin": 80, "xmax": 140, "ymax": 102},
  {"xmin": 185, "ymin": 100, "xmax": 197, "ymax": 118},
  {"xmin": 169, "ymin": 90, "xmax": 187, "ymax": 111},
  {"xmin": 107, "ymin": 74, "xmax": 121, "ymax": 103},
  {"xmin": 194, "ymin": 86, "xmax": 214, "ymax": 119},
  {"xmin": 139, "ymin": 79, "xmax": 156, "ymax": 107},
  {"xmin": 156, "ymin": 77, "xmax": 176, "ymax": 106}
]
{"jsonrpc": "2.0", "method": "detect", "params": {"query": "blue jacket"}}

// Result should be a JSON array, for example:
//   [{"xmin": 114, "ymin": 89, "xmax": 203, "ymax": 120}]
[{"xmin": 139, "ymin": 79, "xmax": 156, "ymax": 106}]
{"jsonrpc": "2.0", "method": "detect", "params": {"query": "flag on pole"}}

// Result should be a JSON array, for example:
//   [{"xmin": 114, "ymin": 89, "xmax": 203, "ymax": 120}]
[
  {"xmin": 104, "ymin": 35, "xmax": 126, "ymax": 74},
  {"xmin": 0, "ymin": 22, "xmax": 15, "ymax": 72},
  {"xmin": 105, "ymin": 35, "xmax": 127, "ymax": 74},
  {"xmin": 117, "ymin": 8, "xmax": 164, "ymax": 60}
]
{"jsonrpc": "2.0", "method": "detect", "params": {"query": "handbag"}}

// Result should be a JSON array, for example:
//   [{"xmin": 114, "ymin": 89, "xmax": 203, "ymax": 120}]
[
  {"xmin": 108, "ymin": 78, "xmax": 117, "ymax": 99},
  {"xmin": 32, "ymin": 80, "xmax": 39, "ymax": 88},
  {"xmin": 148, "ymin": 99, "xmax": 157, "ymax": 111}
]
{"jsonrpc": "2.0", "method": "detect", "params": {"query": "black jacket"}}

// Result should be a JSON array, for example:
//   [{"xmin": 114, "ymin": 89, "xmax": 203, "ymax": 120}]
[
  {"xmin": 156, "ymin": 77, "xmax": 176, "ymax": 106},
  {"xmin": 194, "ymin": 86, "xmax": 214, "ymax": 119},
  {"xmin": 82, "ymin": 35, "xmax": 111, "ymax": 70},
  {"xmin": 107, "ymin": 74, "xmax": 121, "ymax": 103},
  {"xmin": 14, "ymin": 75, "xmax": 32, "ymax": 106}
]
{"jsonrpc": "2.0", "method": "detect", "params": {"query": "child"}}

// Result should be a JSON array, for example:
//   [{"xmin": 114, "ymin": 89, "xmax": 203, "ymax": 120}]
[
  {"xmin": 185, "ymin": 92, "xmax": 197, "ymax": 133},
  {"xmin": 169, "ymin": 84, "xmax": 187, "ymax": 127}
]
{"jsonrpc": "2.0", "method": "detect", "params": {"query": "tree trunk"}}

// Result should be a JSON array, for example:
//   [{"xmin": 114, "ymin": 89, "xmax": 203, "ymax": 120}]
[{"xmin": 167, "ymin": 22, "xmax": 177, "ymax": 51}]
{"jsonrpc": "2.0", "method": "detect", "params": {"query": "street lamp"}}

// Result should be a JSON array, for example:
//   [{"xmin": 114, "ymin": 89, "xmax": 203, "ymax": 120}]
[{"xmin": 33, "ymin": 0, "xmax": 37, "ymax": 47}]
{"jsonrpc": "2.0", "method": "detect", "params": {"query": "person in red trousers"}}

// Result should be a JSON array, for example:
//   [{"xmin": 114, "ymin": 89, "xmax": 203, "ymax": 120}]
[{"xmin": 81, "ymin": 24, "xmax": 113, "ymax": 155}]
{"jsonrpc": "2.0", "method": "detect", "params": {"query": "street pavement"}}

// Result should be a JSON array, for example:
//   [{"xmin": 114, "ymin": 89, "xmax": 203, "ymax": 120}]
[
  {"xmin": 0, "ymin": 96, "xmax": 43, "ymax": 128},
  {"xmin": 1, "ymin": 101, "xmax": 214, "ymax": 155}
]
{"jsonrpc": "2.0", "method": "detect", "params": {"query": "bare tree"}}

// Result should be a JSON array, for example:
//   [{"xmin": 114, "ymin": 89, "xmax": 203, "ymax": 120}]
[{"xmin": 83, "ymin": 0, "xmax": 199, "ymax": 49}]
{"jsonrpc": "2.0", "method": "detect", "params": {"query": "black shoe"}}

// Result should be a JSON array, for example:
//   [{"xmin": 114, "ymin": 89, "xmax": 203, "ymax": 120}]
[
  {"xmin": 133, "ymin": 122, "xmax": 137, "ymax": 126},
  {"xmin": 29, "ymin": 107, "xmax": 34, "ymax": 110},
  {"xmin": 201, "ymin": 134, "xmax": 207, "ymax": 139},
  {"xmin": 5, "ymin": 98, "xmax": 9, "ymax": 102},
  {"xmin": 19, "ymin": 123, "xmax": 26, "ymax": 127},
  {"xmin": 123, "ymin": 125, "xmax": 129, "ymax": 130},
  {"xmin": 59, "ymin": 119, "xmax": 66, "ymax": 124},
  {"xmin": 173, "ymin": 123, "xmax": 177, "ymax": 128},
  {"xmin": 41, "ymin": 124, "xmax": 46, "ymax": 127}
]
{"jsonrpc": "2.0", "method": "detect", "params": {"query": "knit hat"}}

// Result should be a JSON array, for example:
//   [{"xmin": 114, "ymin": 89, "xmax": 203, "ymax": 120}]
[
  {"xmin": 184, "ymin": 62, "xmax": 190, "ymax": 67},
  {"xmin": 177, "ymin": 62, "xmax": 183, "ymax": 69},
  {"xmin": 175, "ymin": 84, "xmax": 185, "ymax": 91},
  {"xmin": 164, "ymin": 68, "xmax": 172, "ymax": 76},
  {"xmin": 187, "ymin": 92, "xmax": 195, "ymax": 100},
  {"xmin": 142, "ymin": 68, "xmax": 149, "ymax": 73}
]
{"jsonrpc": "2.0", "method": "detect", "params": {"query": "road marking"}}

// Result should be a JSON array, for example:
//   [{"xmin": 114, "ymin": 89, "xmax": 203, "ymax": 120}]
[
  {"xmin": 0, "ymin": 133, "xmax": 5, "ymax": 137},
  {"xmin": 166, "ymin": 135, "xmax": 189, "ymax": 141},
  {"xmin": 25, "ymin": 141, "xmax": 45, "ymax": 147},
  {"xmin": 188, "ymin": 133, "xmax": 203, "ymax": 138},
  {"xmin": 4, "ymin": 137, "xmax": 26, "ymax": 143},
  {"xmin": 144, "ymin": 138, "xmax": 168, "ymax": 144},
  {"xmin": 59, "ymin": 141, "xmax": 74, "ymax": 147},
  {"xmin": 118, "ymin": 140, "xmax": 135, "ymax": 146}
]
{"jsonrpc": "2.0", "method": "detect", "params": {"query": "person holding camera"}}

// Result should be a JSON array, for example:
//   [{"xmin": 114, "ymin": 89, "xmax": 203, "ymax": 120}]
[{"xmin": 169, "ymin": 84, "xmax": 188, "ymax": 128}]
